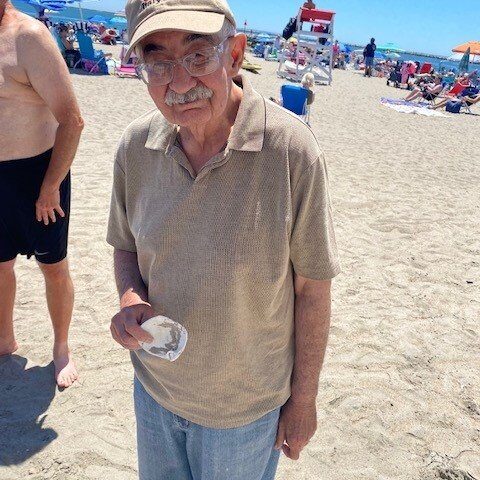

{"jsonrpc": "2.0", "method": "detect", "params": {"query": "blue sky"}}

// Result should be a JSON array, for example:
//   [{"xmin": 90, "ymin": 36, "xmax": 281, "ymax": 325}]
[{"xmin": 31, "ymin": 0, "xmax": 480, "ymax": 55}]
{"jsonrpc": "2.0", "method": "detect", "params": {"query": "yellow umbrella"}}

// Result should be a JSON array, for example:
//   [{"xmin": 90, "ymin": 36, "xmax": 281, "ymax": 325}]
[{"xmin": 287, "ymin": 37, "xmax": 298, "ymax": 45}]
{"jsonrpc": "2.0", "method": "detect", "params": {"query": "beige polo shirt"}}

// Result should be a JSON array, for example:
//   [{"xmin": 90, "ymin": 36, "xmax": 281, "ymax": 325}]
[{"xmin": 107, "ymin": 75, "xmax": 340, "ymax": 429}]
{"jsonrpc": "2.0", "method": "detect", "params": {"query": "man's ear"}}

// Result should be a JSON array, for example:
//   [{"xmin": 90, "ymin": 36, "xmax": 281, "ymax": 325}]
[{"xmin": 228, "ymin": 34, "xmax": 247, "ymax": 76}]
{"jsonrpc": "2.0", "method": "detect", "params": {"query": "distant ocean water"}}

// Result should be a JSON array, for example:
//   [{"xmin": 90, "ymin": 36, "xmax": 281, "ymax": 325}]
[{"xmin": 12, "ymin": 2, "xmax": 477, "ymax": 73}]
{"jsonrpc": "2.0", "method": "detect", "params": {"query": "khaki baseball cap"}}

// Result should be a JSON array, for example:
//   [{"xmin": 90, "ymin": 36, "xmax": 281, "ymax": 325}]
[{"xmin": 125, "ymin": 0, "xmax": 236, "ymax": 60}]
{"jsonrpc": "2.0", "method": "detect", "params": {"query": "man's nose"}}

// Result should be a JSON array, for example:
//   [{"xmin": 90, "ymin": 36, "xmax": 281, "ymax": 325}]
[{"xmin": 168, "ymin": 63, "xmax": 197, "ymax": 95}]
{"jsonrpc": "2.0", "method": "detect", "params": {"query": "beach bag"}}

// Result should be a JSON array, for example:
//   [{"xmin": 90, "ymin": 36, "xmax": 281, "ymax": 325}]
[
  {"xmin": 282, "ymin": 17, "xmax": 297, "ymax": 40},
  {"xmin": 446, "ymin": 101, "xmax": 462, "ymax": 113},
  {"xmin": 462, "ymin": 86, "xmax": 480, "ymax": 97}
]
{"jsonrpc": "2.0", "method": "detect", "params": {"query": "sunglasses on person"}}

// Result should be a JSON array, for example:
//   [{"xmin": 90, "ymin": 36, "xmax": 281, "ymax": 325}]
[{"xmin": 136, "ymin": 38, "xmax": 232, "ymax": 87}]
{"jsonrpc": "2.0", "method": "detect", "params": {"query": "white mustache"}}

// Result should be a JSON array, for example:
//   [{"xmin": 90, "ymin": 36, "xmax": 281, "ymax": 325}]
[{"xmin": 164, "ymin": 85, "xmax": 214, "ymax": 106}]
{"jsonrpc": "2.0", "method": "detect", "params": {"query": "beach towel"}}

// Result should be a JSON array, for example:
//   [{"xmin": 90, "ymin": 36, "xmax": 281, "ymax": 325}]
[{"xmin": 380, "ymin": 98, "xmax": 449, "ymax": 117}]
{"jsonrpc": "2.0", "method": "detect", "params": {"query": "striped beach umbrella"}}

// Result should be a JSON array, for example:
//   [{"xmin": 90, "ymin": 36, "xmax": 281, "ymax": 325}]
[{"xmin": 19, "ymin": 0, "xmax": 68, "ymax": 12}]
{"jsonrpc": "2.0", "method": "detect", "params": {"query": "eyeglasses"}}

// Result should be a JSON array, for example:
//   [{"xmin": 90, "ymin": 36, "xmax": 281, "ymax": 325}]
[{"xmin": 136, "ymin": 38, "xmax": 231, "ymax": 86}]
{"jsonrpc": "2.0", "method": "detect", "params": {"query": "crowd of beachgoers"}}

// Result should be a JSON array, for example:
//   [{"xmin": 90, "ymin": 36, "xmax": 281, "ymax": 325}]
[{"xmin": 34, "ymin": 9, "xmax": 479, "ymax": 118}]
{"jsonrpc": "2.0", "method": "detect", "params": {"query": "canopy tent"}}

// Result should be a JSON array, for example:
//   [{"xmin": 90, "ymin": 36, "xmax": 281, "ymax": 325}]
[
  {"xmin": 376, "ymin": 42, "xmax": 405, "ymax": 53},
  {"xmin": 452, "ymin": 41, "xmax": 480, "ymax": 63}
]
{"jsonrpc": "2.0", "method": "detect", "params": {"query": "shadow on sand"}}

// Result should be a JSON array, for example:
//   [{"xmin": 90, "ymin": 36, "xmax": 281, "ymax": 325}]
[{"xmin": 0, "ymin": 355, "xmax": 57, "ymax": 466}]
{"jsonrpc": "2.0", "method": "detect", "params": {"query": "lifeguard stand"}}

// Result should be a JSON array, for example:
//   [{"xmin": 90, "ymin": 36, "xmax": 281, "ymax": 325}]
[{"xmin": 278, "ymin": 7, "xmax": 335, "ymax": 85}]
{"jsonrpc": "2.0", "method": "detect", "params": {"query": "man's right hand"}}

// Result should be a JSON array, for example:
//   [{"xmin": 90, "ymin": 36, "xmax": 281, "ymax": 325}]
[{"xmin": 110, "ymin": 303, "xmax": 155, "ymax": 350}]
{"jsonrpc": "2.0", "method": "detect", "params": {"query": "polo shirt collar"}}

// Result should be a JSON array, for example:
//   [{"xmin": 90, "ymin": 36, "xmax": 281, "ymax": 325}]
[{"xmin": 144, "ymin": 74, "xmax": 266, "ymax": 154}]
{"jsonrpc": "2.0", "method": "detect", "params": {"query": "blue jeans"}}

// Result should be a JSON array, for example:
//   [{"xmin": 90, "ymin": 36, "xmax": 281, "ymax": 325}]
[{"xmin": 134, "ymin": 377, "xmax": 282, "ymax": 480}]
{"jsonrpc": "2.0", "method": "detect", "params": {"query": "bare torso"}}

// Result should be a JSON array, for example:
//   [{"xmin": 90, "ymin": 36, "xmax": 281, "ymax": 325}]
[{"xmin": 0, "ymin": 8, "xmax": 58, "ymax": 161}]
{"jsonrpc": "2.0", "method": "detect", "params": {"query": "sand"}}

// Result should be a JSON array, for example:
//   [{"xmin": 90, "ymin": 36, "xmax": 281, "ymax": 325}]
[{"xmin": 1, "ymin": 49, "xmax": 479, "ymax": 480}]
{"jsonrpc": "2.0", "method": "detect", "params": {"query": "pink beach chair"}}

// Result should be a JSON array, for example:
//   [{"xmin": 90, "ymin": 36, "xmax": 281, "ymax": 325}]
[{"xmin": 114, "ymin": 44, "xmax": 139, "ymax": 79}]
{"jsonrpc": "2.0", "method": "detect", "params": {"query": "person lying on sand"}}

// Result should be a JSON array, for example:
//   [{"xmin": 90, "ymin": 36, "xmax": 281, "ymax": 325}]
[{"xmin": 0, "ymin": 0, "xmax": 83, "ymax": 388}]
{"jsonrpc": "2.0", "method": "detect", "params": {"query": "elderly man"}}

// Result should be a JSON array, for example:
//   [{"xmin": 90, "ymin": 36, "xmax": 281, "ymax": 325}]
[
  {"xmin": 0, "ymin": 0, "xmax": 83, "ymax": 387},
  {"xmin": 108, "ymin": 0, "xmax": 340, "ymax": 478}
]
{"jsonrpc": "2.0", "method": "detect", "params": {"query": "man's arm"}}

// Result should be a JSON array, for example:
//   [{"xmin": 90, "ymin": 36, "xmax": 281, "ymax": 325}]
[
  {"xmin": 275, "ymin": 275, "xmax": 332, "ymax": 460},
  {"xmin": 291, "ymin": 275, "xmax": 332, "ymax": 402},
  {"xmin": 110, "ymin": 249, "xmax": 153, "ymax": 350},
  {"xmin": 19, "ymin": 24, "xmax": 84, "ymax": 225}
]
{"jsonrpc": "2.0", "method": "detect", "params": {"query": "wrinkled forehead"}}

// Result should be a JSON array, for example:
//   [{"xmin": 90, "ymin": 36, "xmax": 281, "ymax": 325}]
[{"xmin": 140, "ymin": 30, "xmax": 217, "ymax": 56}]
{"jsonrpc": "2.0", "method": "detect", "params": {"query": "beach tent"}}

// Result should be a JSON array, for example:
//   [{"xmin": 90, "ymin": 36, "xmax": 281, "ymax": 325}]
[{"xmin": 452, "ymin": 41, "xmax": 480, "ymax": 63}]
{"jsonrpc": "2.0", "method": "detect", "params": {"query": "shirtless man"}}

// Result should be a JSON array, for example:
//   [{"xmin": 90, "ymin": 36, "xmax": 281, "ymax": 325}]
[{"xmin": 0, "ymin": 1, "xmax": 84, "ymax": 387}]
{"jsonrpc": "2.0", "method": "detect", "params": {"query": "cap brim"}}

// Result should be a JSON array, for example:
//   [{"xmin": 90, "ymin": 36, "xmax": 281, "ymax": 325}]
[{"xmin": 125, "ymin": 10, "xmax": 225, "ymax": 62}]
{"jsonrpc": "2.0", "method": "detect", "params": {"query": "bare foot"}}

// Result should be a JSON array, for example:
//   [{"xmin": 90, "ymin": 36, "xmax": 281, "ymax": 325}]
[
  {"xmin": 53, "ymin": 344, "xmax": 78, "ymax": 388},
  {"xmin": 0, "ymin": 338, "xmax": 18, "ymax": 357}
]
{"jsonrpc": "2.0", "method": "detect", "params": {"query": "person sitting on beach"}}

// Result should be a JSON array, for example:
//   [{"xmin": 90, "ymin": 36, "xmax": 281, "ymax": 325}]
[
  {"xmin": 431, "ymin": 87, "xmax": 480, "ymax": 110},
  {"xmin": 0, "ymin": 0, "xmax": 84, "ymax": 387},
  {"xmin": 58, "ymin": 24, "xmax": 81, "ymax": 68},
  {"xmin": 269, "ymin": 73, "xmax": 315, "ymax": 107},
  {"xmin": 107, "ymin": 0, "xmax": 339, "ymax": 478},
  {"xmin": 405, "ymin": 75, "xmax": 443, "ymax": 102},
  {"xmin": 58, "ymin": 24, "xmax": 74, "ymax": 50},
  {"xmin": 301, "ymin": 72, "xmax": 316, "ymax": 104}
]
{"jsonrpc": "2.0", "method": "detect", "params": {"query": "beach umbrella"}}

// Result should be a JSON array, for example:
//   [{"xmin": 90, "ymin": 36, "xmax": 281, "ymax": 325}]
[
  {"xmin": 385, "ymin": 52, "xmax": 401, "ymax": 59},
  {"xmin": 452, "ymin": 41, "xmax": 480, "ymax": 63},
  {"xmin": 109, "ymin": 16, "xmax": 127, "ymax": 27},
  {"xmin": 88, "ymin": 14, "xmax": 109, "ymax": 23},
  {"xmin": 255, "ymin": 33, "xmax": 273, "ymax": 43},
  {"xmin": 18, "ymin": 0, "xmax": 68, "ymax": 13},
  {"xmin": 377, "ymin": 42, "xmax": 405, "ymax": 53}
]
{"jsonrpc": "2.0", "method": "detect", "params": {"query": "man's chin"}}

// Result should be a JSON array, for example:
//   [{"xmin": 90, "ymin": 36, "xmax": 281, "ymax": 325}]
[{"xmin": 173, "ymin": 105, "xmax": 211, "ymax": 127}]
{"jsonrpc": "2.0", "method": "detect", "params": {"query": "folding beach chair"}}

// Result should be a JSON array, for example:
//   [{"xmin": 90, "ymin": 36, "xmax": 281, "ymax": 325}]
[
  {"xmin": 74, "ymin": 31, "xmax": 110, "ymax": 74},
  {"xmin": 114, "ymin": 44, "xmax": 139, "ymax": 79},
  {"xmin": 419, "ymin": 62, "xmax": 432, "ymax": 74},
  {"xmin": 280, "ymin": 84, "xmax": 310, "ymax": 124}
]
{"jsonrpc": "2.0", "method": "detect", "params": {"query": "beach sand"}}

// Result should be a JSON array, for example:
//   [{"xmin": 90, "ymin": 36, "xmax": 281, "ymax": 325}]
[{"xmin": 1, "ymin": 50, "xmax": 479, "ymax": 480}]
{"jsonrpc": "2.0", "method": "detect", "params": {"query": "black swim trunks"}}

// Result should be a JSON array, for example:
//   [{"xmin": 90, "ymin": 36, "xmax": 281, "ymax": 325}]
[{"xmin": 0, "ymin": 149, "xmax": 71, "ymax": 264}]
